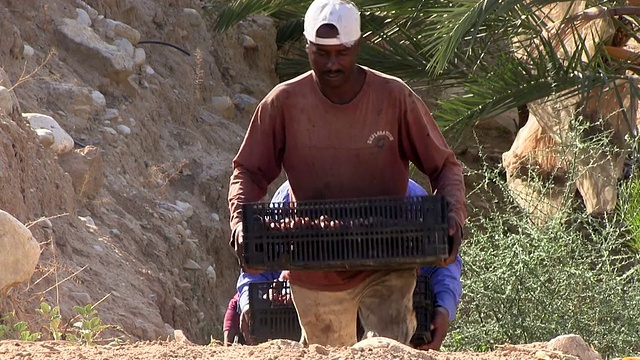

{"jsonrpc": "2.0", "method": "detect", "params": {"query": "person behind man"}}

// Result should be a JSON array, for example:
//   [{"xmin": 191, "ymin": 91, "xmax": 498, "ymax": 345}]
[
  {"xmin": 227, "ymin": 0, "xmax": 466, "ymax": 347},
  {"xmin": 223, "ymin": 293, "xmax": 242, "ymax": 345},
  {"xmin": 273, "ymin": 179, "xmax": 462, "ymax": 350}
]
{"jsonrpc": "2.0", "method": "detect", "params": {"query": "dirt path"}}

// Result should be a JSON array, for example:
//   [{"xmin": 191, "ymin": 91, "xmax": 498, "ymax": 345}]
[{"xmin": 0, "ymin": 338, "xmax": 588, "ymax": 360}]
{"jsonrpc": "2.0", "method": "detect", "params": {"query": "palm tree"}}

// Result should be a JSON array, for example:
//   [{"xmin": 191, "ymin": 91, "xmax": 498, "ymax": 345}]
[{"xmin": 207, "ymin": 0, "xmax": 640, "ymax": 218}]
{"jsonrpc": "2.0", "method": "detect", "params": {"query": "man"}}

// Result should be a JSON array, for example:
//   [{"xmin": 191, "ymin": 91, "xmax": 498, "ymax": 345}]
[{"xmin": 227, "ymin": 0, "xmax": 466, "ymax": 347}]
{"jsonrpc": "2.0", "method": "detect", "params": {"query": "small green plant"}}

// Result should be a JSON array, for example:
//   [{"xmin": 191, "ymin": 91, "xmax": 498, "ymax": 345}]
[
  {"xmin": 0, "ymin": 311, "xmax": 41, "ymax": 341},
  {"xmin": 65, "ymin": 304, "xmax": 111, "ymax": 346},
  {"xmin": 33, "ymin": 296, "xmax": 125, "ymax": 345},
  {"xmin": 36, "ymin": 302, "xmax": 62, "ymax": 340}
]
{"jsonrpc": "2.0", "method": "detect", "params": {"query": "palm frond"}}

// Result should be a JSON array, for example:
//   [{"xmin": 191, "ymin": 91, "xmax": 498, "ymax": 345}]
[
  {"xmin": 207, "ymin": 0, "xmax": 640, "ymax": 142},
  {"xmin": 207, "ymin": 0, "xmax": 307, "ymax": 32}
]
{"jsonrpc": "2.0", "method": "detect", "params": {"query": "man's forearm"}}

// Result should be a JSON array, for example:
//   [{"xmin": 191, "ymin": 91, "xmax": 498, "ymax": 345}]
[
  {"xmin": 433, "ymin": 159, "xmax": 467, "ymax": 228},
  {"xmin": 422, "ymin": 256, "xmax": 463, "ymax": 322}
]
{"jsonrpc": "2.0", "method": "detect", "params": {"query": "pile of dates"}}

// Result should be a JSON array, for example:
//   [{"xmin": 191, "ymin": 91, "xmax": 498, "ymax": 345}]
[{"xmin": 261, "ymin": 215, "xmax": 377, "ymax": 231}]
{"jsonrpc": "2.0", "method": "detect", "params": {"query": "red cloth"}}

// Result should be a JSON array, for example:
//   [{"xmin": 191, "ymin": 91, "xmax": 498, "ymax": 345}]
[{"xmin": 223, "ymin": 293, "xmax": 240, "ymax": 332}]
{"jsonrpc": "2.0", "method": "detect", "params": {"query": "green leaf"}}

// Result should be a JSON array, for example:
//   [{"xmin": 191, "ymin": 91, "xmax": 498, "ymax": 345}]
[
  {"xmin": 39, "ymin": 302, "xmax": 51, "ymax": 314},
  {"xmin": 89, "ymin": 317, "xmax": 101, "ymax": 329},
  {"xmin": 12, "ymin": 322, "xmax": 27, "ymax": 332},
  {"xmin": 73, "ymin": 306, "xmax": 85, "ymax": 315}
]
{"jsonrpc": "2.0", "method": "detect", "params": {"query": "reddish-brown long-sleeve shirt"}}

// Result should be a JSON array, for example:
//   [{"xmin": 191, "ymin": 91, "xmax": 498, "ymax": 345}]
[{"xmin": 228, "ymin": 66, "xmax": 466, "ymax": 291}]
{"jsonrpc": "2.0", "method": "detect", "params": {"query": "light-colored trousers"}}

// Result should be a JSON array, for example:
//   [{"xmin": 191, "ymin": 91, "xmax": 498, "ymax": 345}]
[{"xmin": 290, "ymin": 269, "xmax": 417, "ymax": 347}]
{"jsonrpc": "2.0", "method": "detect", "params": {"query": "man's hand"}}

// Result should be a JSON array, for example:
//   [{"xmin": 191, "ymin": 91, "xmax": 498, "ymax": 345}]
[
  {"xmin": 279, "ymin": 270, "xmax": 290, "ymax": 281},
  {"xmin": 267, "ymin": 280, "xmax": 293, "ymax": 305},
  {"xmin": 233, "ymin": 223, "xmax": 261, "ymax": 274},
  {"xmin": 239, "ymin": 306, "xmax": 257, "ymax": 345},
  {"xmin": 441, "ymin": 214, "xmax": 462, "ymax": 266},
  {"xmin": 417, "ymin": 307, "xmax": 449, "ymax": 351}
]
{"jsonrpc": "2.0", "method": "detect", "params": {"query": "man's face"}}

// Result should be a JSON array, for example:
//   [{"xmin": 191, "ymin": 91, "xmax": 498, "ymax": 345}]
[{"xmin": 306, "ymin": 25, "xmax": 360, "ymax": 89}]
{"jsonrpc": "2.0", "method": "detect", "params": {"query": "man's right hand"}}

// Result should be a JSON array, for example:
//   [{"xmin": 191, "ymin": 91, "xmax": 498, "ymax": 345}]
[{"xmin": 232, "ymin": 223, "xmax": 261, "ymax": 274}]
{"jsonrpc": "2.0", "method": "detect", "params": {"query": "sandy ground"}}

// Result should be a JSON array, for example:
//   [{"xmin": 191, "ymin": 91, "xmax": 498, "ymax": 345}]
[{"xmin": 0, "ymin": 338, "xmax": 571, "ymax": 360}]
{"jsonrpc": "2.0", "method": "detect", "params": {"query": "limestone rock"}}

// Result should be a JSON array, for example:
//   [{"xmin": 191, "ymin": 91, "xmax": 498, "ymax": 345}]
[
  {"xmin": 57, "ymin": 145, "xmax": 104, "ymax": 199},
  {"xmin": 173, "ymin": 329, "xmax": 193, "ymax": 345},
  {"xmin": 575, "ymin": 150, "xmax": 625, "ymax": 216},
  {"xmin": 70, "ymin": 292, "xmax": 92, "ymax": 305},
  {"xmin": 210, "ymin": 96, "xmax": 235, "ymax": 118},
  {"xmin": 116, "ymin": 124, "xmax": 131, "ymax": 135},
  {"xmin": 76, "ymin": 8, "xmax": 92, "ymax": 27},
  {"xmin": 107, "ymin": 19, "xmax": 141, "ymax": 45},
  {"xmin": 113, "ymin": 38, "xmax": 135, "ymax": 58},
  {"xmin": 206, "ymin": 265, "xmax": 216, "ymax": 282},
  {"xmin": 352, "ymin": 337, "xmax": 434, "ymax": 359},
  {"xmin": 55, "ymin": 18, "xmax": 134, "ymax": 83},
  {"xmin": 233, "ymin": 93, "xmax": 258, "ymax": 114},
  {"xmin": 503, "ymin": 113, "xmax": 596, "ymax": 223},
  {"xmin": 175, "ymin": 200, "xmax": 193, "ymax": 219},
  {"xmin": 24, "ymin": 113, "xmax": 74, "ymax": 155},
  {"xmin": 182, "ymin": 8, "xmax": 203, "ymax": 27},
  {"xmin": 272, "ymin": 339, "xmax": 303, "ymax": 349},
  {"xmin": 39, "ymin": 82, "xmax": 106, "ymax": 119},
  {"xmin": 547, "ymin": 334, "xmax": 602, "ymax": 360},
  {"xmin": 34, "ymin": 128, "xmax": 55, "ymax": 148},
  {"xmin": 76, "ymin": 0, "xmax": 99, "ymax": 21},
  {"xmin": 183, "ymin": 259, "xmax": 201, "ymax": 270},
  {"xmin": 91, "ymin": 90, "xmax": 107, "ymax": 111},
  {"xmin": 309, "ymin": 344, "xmax": 329, "ymax": 355},
  {"xmin": 241, "ymin": 35, "xmax": 258, "ymax": 50},
  {"xmin": 0, "ymin": 210, "xmax": 41, "ymax": 295},
  {"xmin": 0, "ymin": 87, "xmax": 15, "ymax": 116},
  {"xmin": 0, "ymin": 69, "xmax": 20, "ymax": 116},
  {"xmin": 22, "ymin": 44, "xmax": 34, "ymax": 57},
  {"xmin": 133, "ymin": 48, "xmax": 146, "ymax": 66}
]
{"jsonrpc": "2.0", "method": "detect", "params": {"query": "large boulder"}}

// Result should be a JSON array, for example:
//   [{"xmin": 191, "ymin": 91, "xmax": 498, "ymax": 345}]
[
  {"xmin": 502, "ymin": 114, "xmax": 575, "ymax": 223},
  {"xmin": 55, "ymin": 18, "xmax": 134, "ymax": 83},
  {"xmin": 505, "ymin": 1, "xmax": 634, "ymax": 218},
  {"xmin": 0, "ymin": 210, "xmax": 40, "ymax": 295},
  {"xmin": 547, "ymin": 334, "xmax": 602, "ymax": 360}
]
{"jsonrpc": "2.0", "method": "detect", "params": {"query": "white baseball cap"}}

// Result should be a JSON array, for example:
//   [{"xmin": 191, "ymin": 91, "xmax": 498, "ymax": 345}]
[{"xmin": 303, "ymin": 0, "xmax": 361, "ymax": 47}]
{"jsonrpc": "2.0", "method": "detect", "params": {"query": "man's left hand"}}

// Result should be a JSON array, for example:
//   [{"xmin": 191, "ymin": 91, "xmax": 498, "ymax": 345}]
[
  {"xmin": 417, "ymin": 307, "xmax": 449, "ymax": 351},
  {"xmin": 443, "ymin": 215, "xmax": 462, "ymax": 266}
]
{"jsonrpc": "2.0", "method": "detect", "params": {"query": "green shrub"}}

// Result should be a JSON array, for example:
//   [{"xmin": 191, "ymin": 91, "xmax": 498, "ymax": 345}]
[
  {"xmin": 446, "ymin": 161, "xmax": 640, "ymax": 358},
  {"xmin": 617, "ymin": 168, "xmax": 640, "ymax": 253}
]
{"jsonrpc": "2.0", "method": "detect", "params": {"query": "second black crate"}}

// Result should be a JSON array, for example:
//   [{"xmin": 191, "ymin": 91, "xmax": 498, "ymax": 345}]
[
  {"xmin": 248, "ymin": 280, "xmax": 301, "ymax": 342},
  {"xmin": 410, "ymin": 274, "xmax": 435, "ymax": 347},
  {"xmin": 242, "ymin": 195, "xmax": 449, "ymax": 270}
]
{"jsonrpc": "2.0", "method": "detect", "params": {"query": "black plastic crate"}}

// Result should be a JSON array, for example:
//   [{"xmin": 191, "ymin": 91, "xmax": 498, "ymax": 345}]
[
  {"xmin": 241, "ymin": 195, "xmax": 449, "ymax": 270},
  {"xmin": 248, "ymin": 280, "xmax": 301, "ymax": 342},
  {"xmin": 249, "ymin": 275, "xmax": 435, "ymax": 345},
  {"xmin": 410, "ymin": 274, "xmax": 435, "ymax": 347}
]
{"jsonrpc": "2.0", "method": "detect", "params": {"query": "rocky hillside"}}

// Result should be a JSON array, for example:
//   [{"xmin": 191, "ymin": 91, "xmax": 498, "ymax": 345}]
[{"xmin": 0, "ymin": 0, "xmax": 282, "ymax": 344}]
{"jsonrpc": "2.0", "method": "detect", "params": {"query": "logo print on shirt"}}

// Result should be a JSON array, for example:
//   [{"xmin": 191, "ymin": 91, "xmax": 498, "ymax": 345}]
[{"xmin": 367, "ymin": 130, "xmax": 394, "ymax": 149}]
